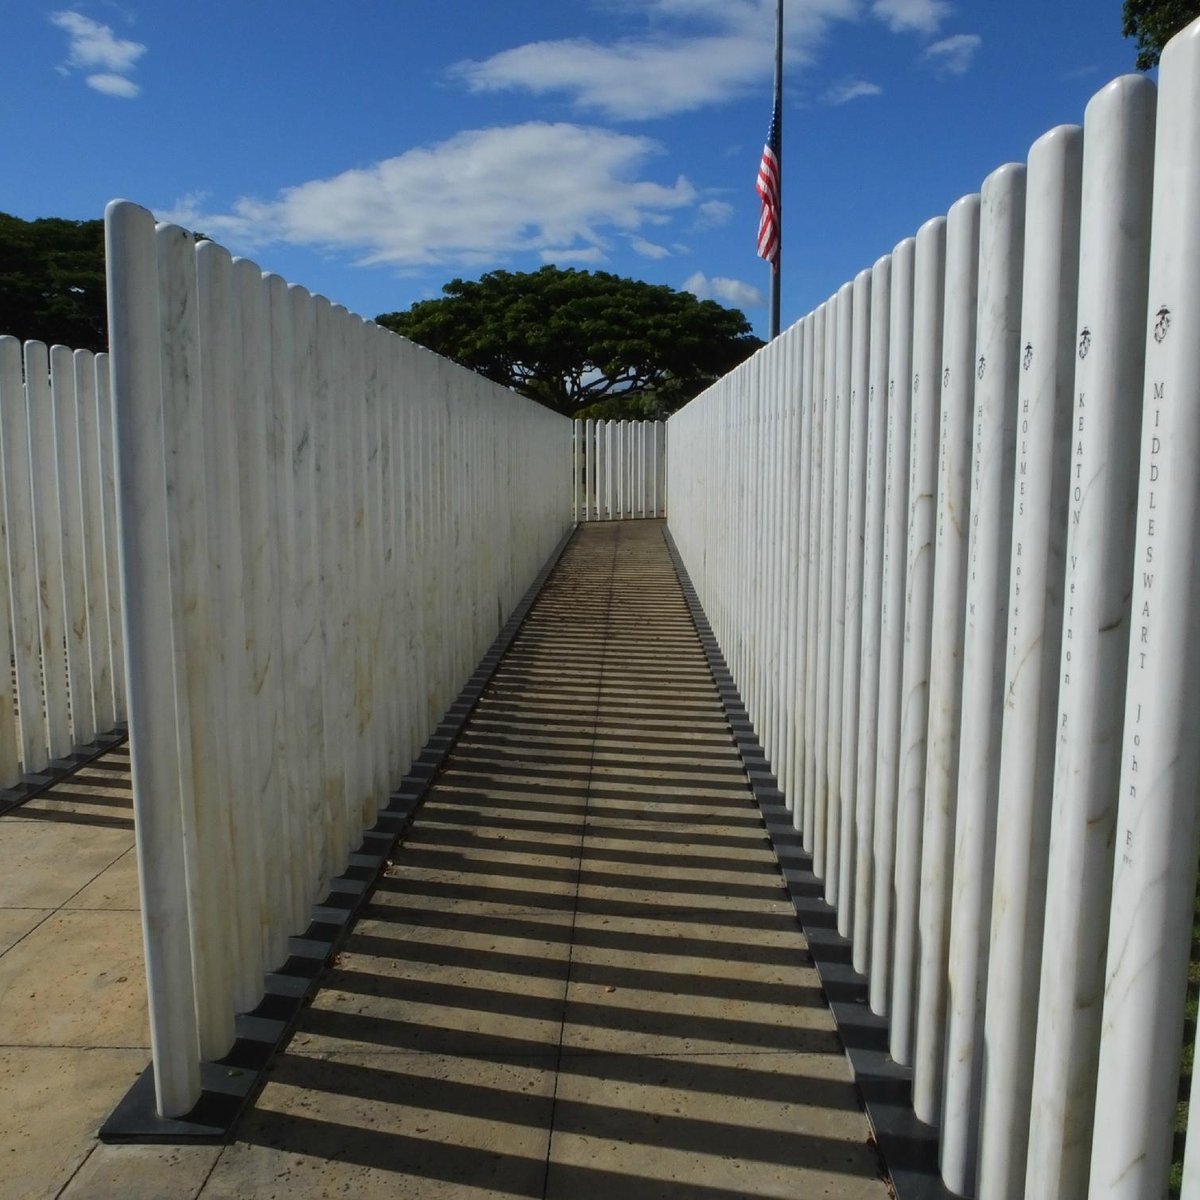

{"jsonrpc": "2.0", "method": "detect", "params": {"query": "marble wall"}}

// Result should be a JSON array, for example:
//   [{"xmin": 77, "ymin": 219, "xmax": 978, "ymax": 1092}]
[
  {"xmin": 0, "ymin": 339, "xmax": 126, "ymax": 779},
  {"xmin": 105, "ymin": 200, "xmax": 574, "ymax": 1118},
  {"xmin": 573, "ymin": 418, "xmax": 666, "ymax": 522},
  {"xmin": 666, "ymin": 16, "xmax": 1200, "ymax": 1200}
]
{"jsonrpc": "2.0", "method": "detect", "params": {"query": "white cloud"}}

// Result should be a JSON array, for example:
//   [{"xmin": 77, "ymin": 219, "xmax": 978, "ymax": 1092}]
[
  {"xmin": 684, "ymin": 271, "xmax": 766, "ymax": 310},
  {"xmin": 86, "ymin": 72, "xmax": 139, "ymax": 98},
  {"xmin": 631, "ymin": 237, "xmax": 671, "ymax": 259},
  {"xmin": 451, "ymin": 35, "xmax": 765, "ymax": 120},
  {"xmin": 159, "ymin": 123, "xmax": 699, "ymax": 270},
  {"xmin": 825, "ymin": 79, "xmax": 883, "ymax": 105},
  {"xmin": 51, "ymin": 10, "xmax": 145, "ymax": 97},
  {"xmin": 871, "ymin": 0, "xmax": 951, "ymax": 34},
  {"xmin": 923, "ymin": 33, "xmax": 981, "ymax": 75},
  {"xmin": 540, "ymin": 246, "xmax": 608, "ymax": 264},
  {"xmin": 450, "ymin": 0, "xmax": 859, "ymax": 120},
  {"xmin": 695, "ymin": 200, "xmax": 734, "ymax": 229}
]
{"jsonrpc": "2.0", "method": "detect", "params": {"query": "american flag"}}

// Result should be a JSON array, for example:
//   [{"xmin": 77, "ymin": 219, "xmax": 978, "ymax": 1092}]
[{"xmin": 756, "ymin": 97, "xmax": 781, "ymax": 269}]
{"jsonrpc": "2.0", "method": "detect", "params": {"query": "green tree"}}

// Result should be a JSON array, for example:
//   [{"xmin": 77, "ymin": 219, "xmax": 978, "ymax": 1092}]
[
  {"xmin": 377, "ymin": 266, "xmax": 763, "ymax": 419},
  {"xmin": 0, "ymin": 213, "xmax": 108, "ymax": 351},
  {"xmin": 1123, "ymin": 0, "xmax": 1200, "ymax": 68}
]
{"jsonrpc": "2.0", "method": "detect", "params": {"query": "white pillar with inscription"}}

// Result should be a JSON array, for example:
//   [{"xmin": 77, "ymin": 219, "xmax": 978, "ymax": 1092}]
[
  {"xmin": 940, "ymin": 163, "xmax": 1025, "ymax": 1195},
  {"xmin": 977, "ymin": 122, "xmax": 1083, "ymax": 1200},
  {"xmin": 913, "ymin": 192, "xmax": 980, "ymax": 1125},
  {"xmin": 1024, "ymin": 77, "xmax": 1155, "ymax": 1200},
  {"xmin": 1090, "ymin": 19, "xmax": 1200, "ymax": 1199}
]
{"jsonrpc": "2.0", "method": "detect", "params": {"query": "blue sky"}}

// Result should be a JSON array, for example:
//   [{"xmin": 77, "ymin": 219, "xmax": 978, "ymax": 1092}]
[{"xmin": 3, "ymin": 0, "xmax": 1141, "ymax": 339}]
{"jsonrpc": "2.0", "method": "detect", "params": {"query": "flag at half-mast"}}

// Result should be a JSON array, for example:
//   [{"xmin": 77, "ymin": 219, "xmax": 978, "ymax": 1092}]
[{"xmin": 756, "ymin": 95, "xmax": 781, "ymax": 269}]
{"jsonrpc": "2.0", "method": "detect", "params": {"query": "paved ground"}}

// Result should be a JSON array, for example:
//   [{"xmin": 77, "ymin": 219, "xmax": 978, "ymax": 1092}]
[
  {"xmin": 0, "ymin": 744, "xmax": 147, "ymax": 1200},
  {"xmin": 1, "ymin": 520, "xmax": 887, "ymax": 1200}
]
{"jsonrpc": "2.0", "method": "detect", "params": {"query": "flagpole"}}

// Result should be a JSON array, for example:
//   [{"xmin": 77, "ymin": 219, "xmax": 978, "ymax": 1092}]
[{"xmin": 769, "ymin": 0, "xmax": 782, "ymax": 340}]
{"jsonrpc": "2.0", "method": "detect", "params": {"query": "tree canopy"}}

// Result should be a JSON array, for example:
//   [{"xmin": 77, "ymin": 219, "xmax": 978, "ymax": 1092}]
[
  {"xmin": 0, "ymin": 212, "xmax": 108, "ymax": 352},
  {"xmin": 376, "ymin": 266, "xmax": 763, "ymax": 419},
  {"xmin": 1123, "ymin": 0, "xmax": 1200, "ymax": 68}
]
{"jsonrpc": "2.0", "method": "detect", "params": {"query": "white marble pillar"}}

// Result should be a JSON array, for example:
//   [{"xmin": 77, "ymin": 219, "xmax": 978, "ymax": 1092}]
[
  {"xmin": 657, "ymin": 420, "xmax": 667, "ymax": 518},
  {"xmin": 791, "ymin": 317, "xmax": 814, "ymax": 832},
  {"xmin": 5, "ymin": 343, "xmax": 46, "ymax": 774},
  {"xmin": 27, "ymin": 341, "xmax": 72, "ymax": 761},
  {"xmin": 595, "ymin": 420, "xmax": 607, "ymax": 521},
  {"xmin": 392, "ymin": 336, "xmax": 416, "ymax": 771},
  {"xmin": 587, "ymin": 417, "xmax": 596, "ymax": 521},
  {"xmin": 869, "ymin": 236, "xmax": 915, "ymax": 1015},
  {"xmin": 267, "ymin": 276, "xmax": 309, "ymax": 930},
  {"xmin": 234, "ymin": 259, "xmax": 291, "ymax": 971},
  {"xmin": 96, "ymin": 357, "xmax": 126, "ymax": 722},
  {"xmin": 1024, "ymin": 74, "xmax": 1155, "ymax": 1200},
  {"xmin": 641, "ymin": 419, "xmax": 649, "ymax": 518},
  {"xmin": 582, "ymin": 418, "xmax": 593, "ymax": 520},
  {"xmin": 626, "ymin": 419, "xmax": 634, "ymax": 518},
  {"xmin": 977, "ymin": 122, "xmax": 1083, "ymax": 1200},
  {"xmin": 852, "ymin": 255, "xmax": 892, "ymax": 971},
  {"xmin": 838, "ymin": 269, "xmax": 873, "ymax": 931},
  {"xmin": 748, "ymin": 355, "xmax": 765, "ymax": 741},
  {"xmin": 604, "ymin": 418, "xmax": 614, "ymax": 520},
  {"xmin": 802, "ymin": 306, "xmax": 825, "ymax": 847},
  {"xmin": 721, "ymin": 363, "xmax": 737, "ymax": 775},
  {"xmin": 176, "ymin": 229, "xmax": 237, "ymax": 1056},
  {"xmin": 643, "ymin": 418, "xmax": 651, "ymax": 518},
  {"xmin": 105, "ymin": 201, "xmax": 202, "ymax": 1118},
  {"xmin": 826, "ymin": 282, "xmax": 854, "ymax": 906},
  {"xmin": 913, "ymin": 192, "xmax": 980, "ymax": 1125},
  {"xmin": 76, "ymin": 351, "xmax": 114, "ymax": 737},
  {"xmin": 626, "ymin": 418, "xmax": 636, "ymax": 518},
  {"xmin": 1089, "ymin": 18, "xmax": 1200, "ymax": 1199},
  {"xmin": 345, "ymin": 314, "xmax": 376, "ymax": 828},
  {"xmin": 0, "ymin": 344, "xmax": 22, "ymax": 783},
  {"xmin": 766, "ymin": 352, "xmax": 785, "ymax": 771},
  {"xmin": 287, "ymin": 283, "xmax": 329, "ymax": 909},
  {"xmin": 891, "ymin": 215, "xmax": 946, "ymax": 1066},
  {"xmin": 780, "ymin": 325, "xmax": 803, "ymax": 808},
  {"xmin": 813, "ymin": 301, "xmax": 839, "ymax": 878},
  {"xmin": 613, "ymin": 417, "xmax": 623, "ymax": 522},
  {"xmin": 658, "ymin": 419, "xmax": 667, "ymax": 516},
  {"xmin": 51, "ymin": 345, "xmax": 95, "ymax": 748},
  {"xmin": 312, "ymin": 296, "xmax": 347, "ymax": 882},
  {"xmin": 195, "ymin": 240, "xmax": 260, "ymax": 1025},
  {"xmin": 364, "ymin": 327, "xmax": 390, "ymax": 822},
  {"xmin": 940, "ymin": 163, "xmax": 1025, "ymax": 1196},
  {"xmin": 576, "ymin": 420, "xmax": 585, "ymax": 523},
  {"xmin": 773, "ymin": 351, "xmax": 791, "ymax": 773}
]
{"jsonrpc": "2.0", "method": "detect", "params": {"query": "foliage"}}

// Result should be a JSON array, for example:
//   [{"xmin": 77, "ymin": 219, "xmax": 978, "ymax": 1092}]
[
  {"xmin": 0, "ymin": 212, "xmax": 108, "ymax": 352},
  {"xmin": 377, "ymin": 266, "xmax": 763, "ymax": 419},
  {"xmin": 1122, "ymin": 0, "xmax": 1200, "ymax": 68}
]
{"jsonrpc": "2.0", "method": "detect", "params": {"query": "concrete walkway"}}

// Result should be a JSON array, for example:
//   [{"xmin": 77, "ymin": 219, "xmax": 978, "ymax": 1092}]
[
  {"xmin": 0, "ymin": 743, "xmax": 146, "ymax": 1199},
  {"xmin": 4, "ymin": 520, "xmax": 887, "ymax": 1199}
]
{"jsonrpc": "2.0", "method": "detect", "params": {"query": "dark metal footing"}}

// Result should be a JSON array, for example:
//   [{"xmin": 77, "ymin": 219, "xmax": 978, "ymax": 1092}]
[
  {"xmin": 100, "ymin": 523, "xmax": 579, "ymax": 1143},
  {"xmin": 0, "ymin": 726, "xmax": 129, "ymax": 818},
  {"xmin": 662, "ymin": 526, "xmax": 956, "ymax": 1200}
]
